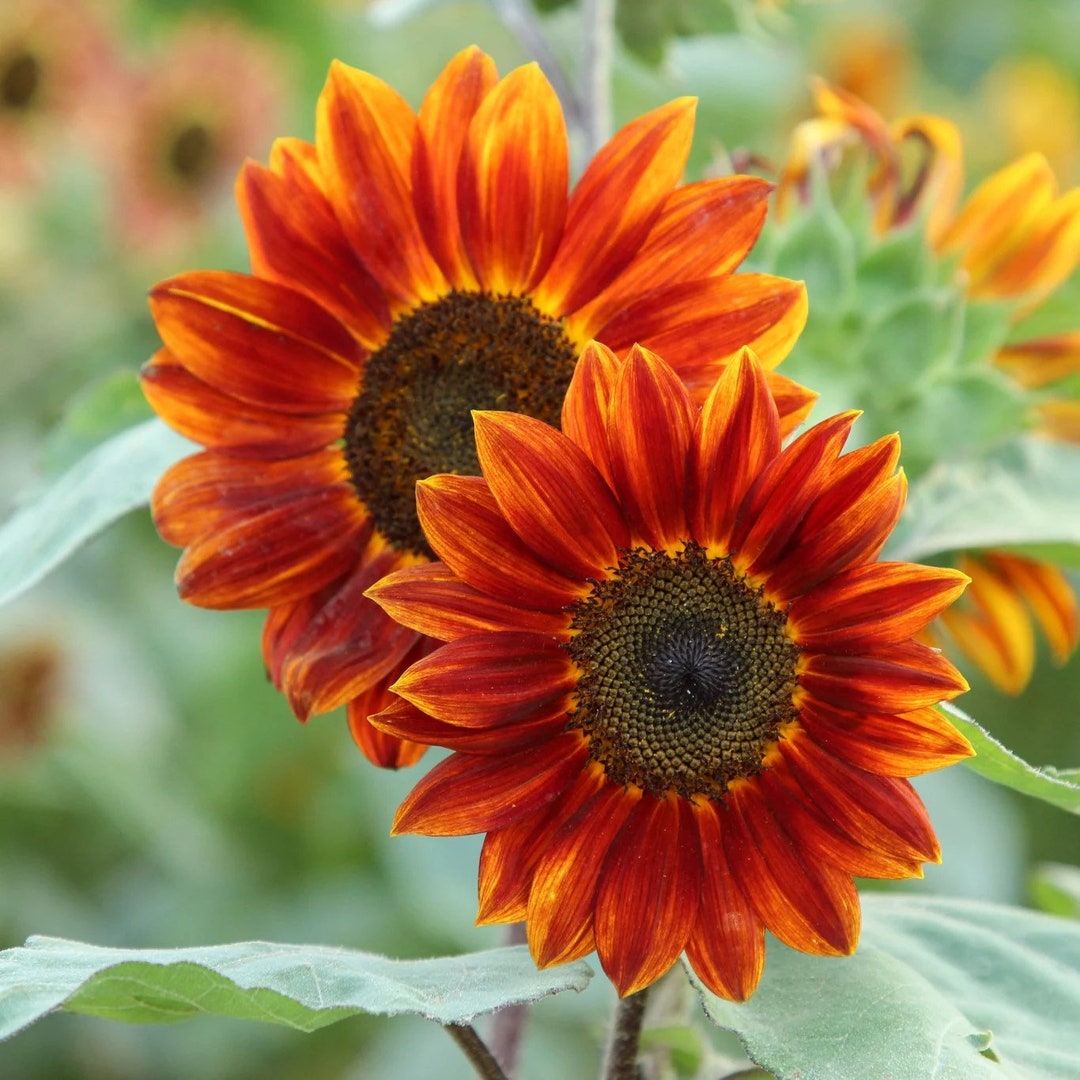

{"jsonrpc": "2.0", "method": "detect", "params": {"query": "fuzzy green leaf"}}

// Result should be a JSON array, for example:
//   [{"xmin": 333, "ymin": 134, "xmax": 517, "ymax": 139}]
[
  {"xmin": 692, "ymin": 895, "xmax": 1080, "ymax": 1079},
  {"xmin": 0, "ymin": 938, "xmax": 592, "ymax": 1041},
  {"xmin": 0, "ymin": 419, "xmax": 193, "ymax": 609}
]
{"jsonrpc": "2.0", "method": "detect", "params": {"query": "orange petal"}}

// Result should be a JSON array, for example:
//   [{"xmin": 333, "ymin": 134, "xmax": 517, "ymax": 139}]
[
  {"xmin": 316, "ymin": 60, "xmax": 445, "ymax": 309},
  {"xmin": 416, "ymin": 475, "xmax": 587, "ymax": 611},
  {"xmin": 996, "ymin": 332, "xmax": 1080, "ymax": 389},
  {"xmin": 366, "ymin": 562, "xmax": 569, "ymax": 642},
  {"xmin": 787, "ymin": 562, "xmax": 970, "ymax": 649},
  {"xmin": 346, "ymin": 660, "xmax": 429, "ymax": 769},
  {"xmin": 594, "ymin": 795, "xmax": 702, "ymax": 996},
  {"xmin": 985, "ymin": 552, "xmax": 1079, "ymax": 664},
  {"xmin": 458, "ymin": 63, "xmax": 568, "ymax": 295},
  {"xmin": 149, "ymin": 272, "xmax": 360, "ymax": 413},
  {"xmin": 799, "ymin": 640, "xmax": 969, "ymax": 713},
  {"xmin": 390, "ymin": 631, "xmax": 576, "ymax": 727},
  {"xmin": 527, "ymin": 779, "xmax": 642, "ymax": 967},
  {"xmin": 768, "ymin": 370, "xmax": 819, "ymax": 439},
  {"xmin": 237, "ymin": 150, "xmax": 391, "ymax": 350},
  {"xmin": 890, "ymin": 114, "xmax": 964, "ymax": 243},
  {"xmin": 729, "ymin": 411, "xmax": 859, "ymax": 578},
  {"xmin": 683, "ymin": 800, "xmax": 765, "ymax": 1003},
  {"xmin": 263, "ymin": 537, "xmax": 420, "ymax": 718},
  {"xmin": 478, "ymin": 765, "xmax": 606, "ymax": 924},
  {"xmin": 591, "ymin": 276, "xmax": 809, "ymax": 396},
  {"xmin": 688, "ymin": 348, "xmax": 780, "ymax": 552},
  {"xmin": 569, "ymin": 176, "xmax": 773, "ymax": 339},
  {"xmin": 141, "ymin": 351, "xmax": 344, "ymax": 459},
  {"xmin": 412, "ymin": 47, "xmax": 499, "ymax": 290},
  {"xmin": 797, "ymin": 699, "xmax": 973, "ymax": 776},
  {"xmin": 606, "ymin": 346, "xmax": 695, "ymax": 549},
  {"xmin": 536, "ymin": 98, "xmax": 697, "ymax": 318},
  {"xmin": 560, "ymin": 340, "xmax": 621, "ymax": 486},
  {"xmin": 1037, "ymin": 400, "xmax": 1080, "ymax": 442},
  {"xmin": 473, "ymin": 411, "xmax": 629, "ymax": 580},
  {"xmin": 393, "ymin": 732, "xmax": 589, "ymax": 836},
  {"xmin": 723, "ymin": 779, "xmax": 860, "ymax": 956}
]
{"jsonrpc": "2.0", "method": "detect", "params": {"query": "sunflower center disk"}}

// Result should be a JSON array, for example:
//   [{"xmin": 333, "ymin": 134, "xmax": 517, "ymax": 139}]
[
  {"xmin": 344, "ymin": 290, "xmax": 578, "ymax": 557},
  {"xmin": 566, "ymin": 543, "xmax": 801, "ymax": 800},
  {"xmin": 1, "ymin": 51, "xmax": 41, "ymax": 111},
  {"xmin": 168, "ymin": 123, "xmax": 216, "ymax": 186}
]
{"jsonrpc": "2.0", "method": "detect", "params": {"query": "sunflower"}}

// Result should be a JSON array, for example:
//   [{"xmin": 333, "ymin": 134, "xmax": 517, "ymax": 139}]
[
  {"xmin": 142, "ymin": 47, "xmax": 811, "ymax": 767},
  {"xmin": 366, "ymin": 344, "xmax": 972, "ymax": 999}
]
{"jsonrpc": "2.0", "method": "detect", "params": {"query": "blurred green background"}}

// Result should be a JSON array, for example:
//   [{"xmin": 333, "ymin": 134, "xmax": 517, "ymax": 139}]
[{"xmin": 1, "ymin": 0, "xmax": 1078, "ymax": 1076}]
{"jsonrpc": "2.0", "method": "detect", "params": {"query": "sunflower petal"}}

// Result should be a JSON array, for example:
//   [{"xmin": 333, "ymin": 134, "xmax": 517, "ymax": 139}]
[
  {"xmin": 986, "ymin": 552, "xmax": 1079, "ymax": 664},
  {"xmin": 316, "ymin": 60, "xmax": 445, "ymax": 308},
  {"xmin": 458, "ymin": 63, "xmax": 568, "ymax": 294},
  {"xmin": 347, "ymin": 668, "xmax": 429, "ymax": 769},
  {"xmin": 536, "ymin": 98, "xmax": 697, "ymax": 317},
  {"xmin": 473, "ymin": 411, "xmax": 629, "ymax": 580},
  {"xmin": 149, "ymin": 272, "xmax": 360, "ymax": 412},
  {"xmin": 393, "ymin": 733, "xmax": 588, "ymax": 836},
  {"xmin": 607, "ymin": 346, "xmax": 695, "ymax": 549},
  {"xmin": 595, "ymin": 795, "xmax": 702, "ymax": 996},
  {"xmin": 560, "ymin": 340, "xmax": 621, "ymax": 486}
]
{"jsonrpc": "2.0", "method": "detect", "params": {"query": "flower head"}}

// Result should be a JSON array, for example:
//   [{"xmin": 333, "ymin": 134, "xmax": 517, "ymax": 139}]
[
  {"xmin": 142, "ymin": 47, "xmax": 810, "ymax": 766},
  {"xmin": 367, "ymin": 345, "xmax": 972, "ymax": 999}
]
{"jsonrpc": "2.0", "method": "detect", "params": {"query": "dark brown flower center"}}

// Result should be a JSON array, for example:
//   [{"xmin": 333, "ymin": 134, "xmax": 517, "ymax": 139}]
[
  {"xmin": 344, "ymin": 290, "xmax": 578, "ymax": 557},
  {"xmin": 1, "ymin": 49, "xmax": 41, "ymax": 112},
  {"xmin": 167, "ymin": 122, "xmax": 216, "ymax": 187},
  {"xmin": 566, "ymin": 543, "xmax": 800, "ymax": 799}
]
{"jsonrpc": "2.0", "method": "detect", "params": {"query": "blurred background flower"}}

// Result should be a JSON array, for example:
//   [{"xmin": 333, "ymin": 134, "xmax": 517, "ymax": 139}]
[{"xmin": 0, "ymin": 1, "xmax": 1078, "ymax": 1076}]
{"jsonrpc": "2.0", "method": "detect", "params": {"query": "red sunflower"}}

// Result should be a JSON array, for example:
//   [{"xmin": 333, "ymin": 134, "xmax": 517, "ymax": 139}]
[
  {"xmin": 367, "ymin": 344, "xmax": 972, "ymax": 1000},
  {"xmin": 142, "ymin": 46, "xmax": 811, "ymax": 767}
]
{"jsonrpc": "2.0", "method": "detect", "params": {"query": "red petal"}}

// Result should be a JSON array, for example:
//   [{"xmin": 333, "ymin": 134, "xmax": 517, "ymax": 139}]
[
  {"xmin": 473, "ymin": 411, "xmax": 629, "ymax": 580},
  {"xmin": 780, "ymin": 731, "xmax": 941, "ymax": 864},
  {"xmin": 730, "ymin": 411, "xmax": 858, "ymax": 578},
  {"xmin": 684, "ymin": 800, "xmax": 765, "ymax": 1002},
  {"xmin": 536, "ymin": 99, "xmax": 697, "ymax": 317},
  {"xmin": 560, "ymin": 340, "xmax": 621, "ymax": 486},
  {"xmin": 262, "ymin": 538, "xmax": 420, "ymax": 718},
  {"xmin": 149, "ymin": 272, "xmax": 361, "ymax": 412},
  {"xmin": 416, "ymin": 475, "xmax": 587, "ymax": 611},
  {"xmin": 174, "ymin": 487, "xmax": 368, "ymax": 611},
  {"xmin": 412, "ymin": 47, "xmax": 499, "ymax": 290},
  {"xmin": 458, "ymin": 63, "xmax": 568, "ymax": 294},
  {"xmin": 237, "ymin": 143, "xmax": 391, "ymax": 349},
  {"xmin": 316, "ymin": 60, "xmax": 445, "ymax": 309},
  {"xmin": 799, "ymin": 640, "xmax": 970, "ymax": 713},
  {"xmin": 688, "ymin": 349, "xmax": 780, "ymax": 551},
  {"xmin": 607, "ymin": 346, "xmax": 694, "ymax": 549},
  {"xmin": 151, "ymin": 448, "xmax": 347, "ymax": 547},
  {"xmin": 570, "ymin": 176, "xmax": 773, "ymax": 338},
  {"xmin": 793, "ymin": 700, "xmax": 974, "ymax": 776},
  {"xmin": 366, "ymin": 562, "xmax": 569, "ymax": 642},
  {"xmin": 477, "ymin": 764, "xmax": 606, "ymax": 923},
  {"xmin": 595, "ymin": 795, "xmax": 702, "ymax": 996},
  {"xmin": 788, "ymin": 563, "xmax": 970, "ymax": 650},
  {"xmin": 346, "ymin": 666, "xmax": 429, "ymax": 769},
  {"xmin": 527, "ymin": 779, "xmax": 642, "ymax": 967},
  {"xmin": 141, "ymin": 351, "xmax": 343, "ymax": 459},
  {"xmin": 391, "ymin": 631, "xmax": 575, "ymax": 727},
  {"xmin": 723, "ymin": 779, "xmax": 860, "ymax": 956},
  {"xmin": 392, "ymin": 732, "xmax": 588, "ymax": 835}
]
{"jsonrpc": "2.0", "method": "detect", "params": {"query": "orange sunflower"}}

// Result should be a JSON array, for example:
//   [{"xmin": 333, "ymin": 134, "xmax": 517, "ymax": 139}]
[
  {"xmin": 142, "ymin": 47, "xmax": 810, "ymax": 767},
  {"xmin": 367, "ymin": 345, "xmax": 972, "ymax": 999}
]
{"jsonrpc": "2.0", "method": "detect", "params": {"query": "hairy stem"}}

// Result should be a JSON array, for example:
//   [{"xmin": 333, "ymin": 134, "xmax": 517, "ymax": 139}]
[
  {"xmin": 445, "ymin": 1023, "xmax": 511, "ymax": 1080},
  {"xmin": 580, "ymin": 0, "xmax": 616, "ymax": 158},
  {"xmin": 601, "ymin": 986, "xmax": 650, "ymax": 1080},
  {"xmin": 489, "ymin": 923, "xmax": 530, "ymax": 1077}
]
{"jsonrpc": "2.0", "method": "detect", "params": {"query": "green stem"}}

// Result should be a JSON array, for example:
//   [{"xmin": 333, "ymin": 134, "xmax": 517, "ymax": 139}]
[
  {"xmin": 580, "ymin": 0, "xmax": 616, "ymax": 158},
  {"xmin": 445, "ymin": 1023, "xmax": 511, "ymax": 1080},
  {"xmin": 601, "ymin": 986, "xmax": 650, "ymax": 1080}
]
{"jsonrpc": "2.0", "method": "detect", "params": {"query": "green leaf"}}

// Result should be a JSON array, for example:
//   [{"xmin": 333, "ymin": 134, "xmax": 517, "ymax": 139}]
[
  {"xmin": 1032, "ymin": 863, "xmax": 1080, "ymax": 919},
  {"xmin": 0, "ymin": 420, "xmax": 195, "ymax": 609},
  {"xmin": 0, "ymin": 938, "xmax": 592, "ymax": 1041},
  {"xmin": 691, "ymin": 894, "xmax": 1080, "ymax": 1079},
  {"xmin": 942, "ymin": 702, "xmax": 1080, "ymax": 815},
  {"xmin": 883, "ymin": 436, "xmax": 1080, "ymax": 565}
]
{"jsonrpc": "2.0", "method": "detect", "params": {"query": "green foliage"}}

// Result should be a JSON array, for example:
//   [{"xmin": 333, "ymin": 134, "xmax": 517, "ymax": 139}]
[
  {"xmin": 0, "ymin": 420, "xmax": 193, "ymax": 610},
  {"xmin": 0, "ymin": 938, "xmax": 592, "ymax": 1040},
  {"xmin": 1032, "ymin": 863, "xmax": 1080, "ymax": 919},
  {"xmin": 691, "ymin": 895, "xmax": 1080, "ymax": 1079}
]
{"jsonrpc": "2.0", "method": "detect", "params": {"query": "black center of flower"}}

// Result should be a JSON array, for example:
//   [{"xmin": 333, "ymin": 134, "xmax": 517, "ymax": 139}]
[
  {"xmin": 344, "ymin": 290, "xmax": 578, "ymax": 558},
  {"xmin": 566, "ymin": 543, "xmax": 800, "ymax": 799},
  {"xmin": 1, "ymin": 50, "xmax": 41, "ymax": 111},
  {"xmin": 168, "ymin": 123, "xmax": 215, "ymax": 186}
]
